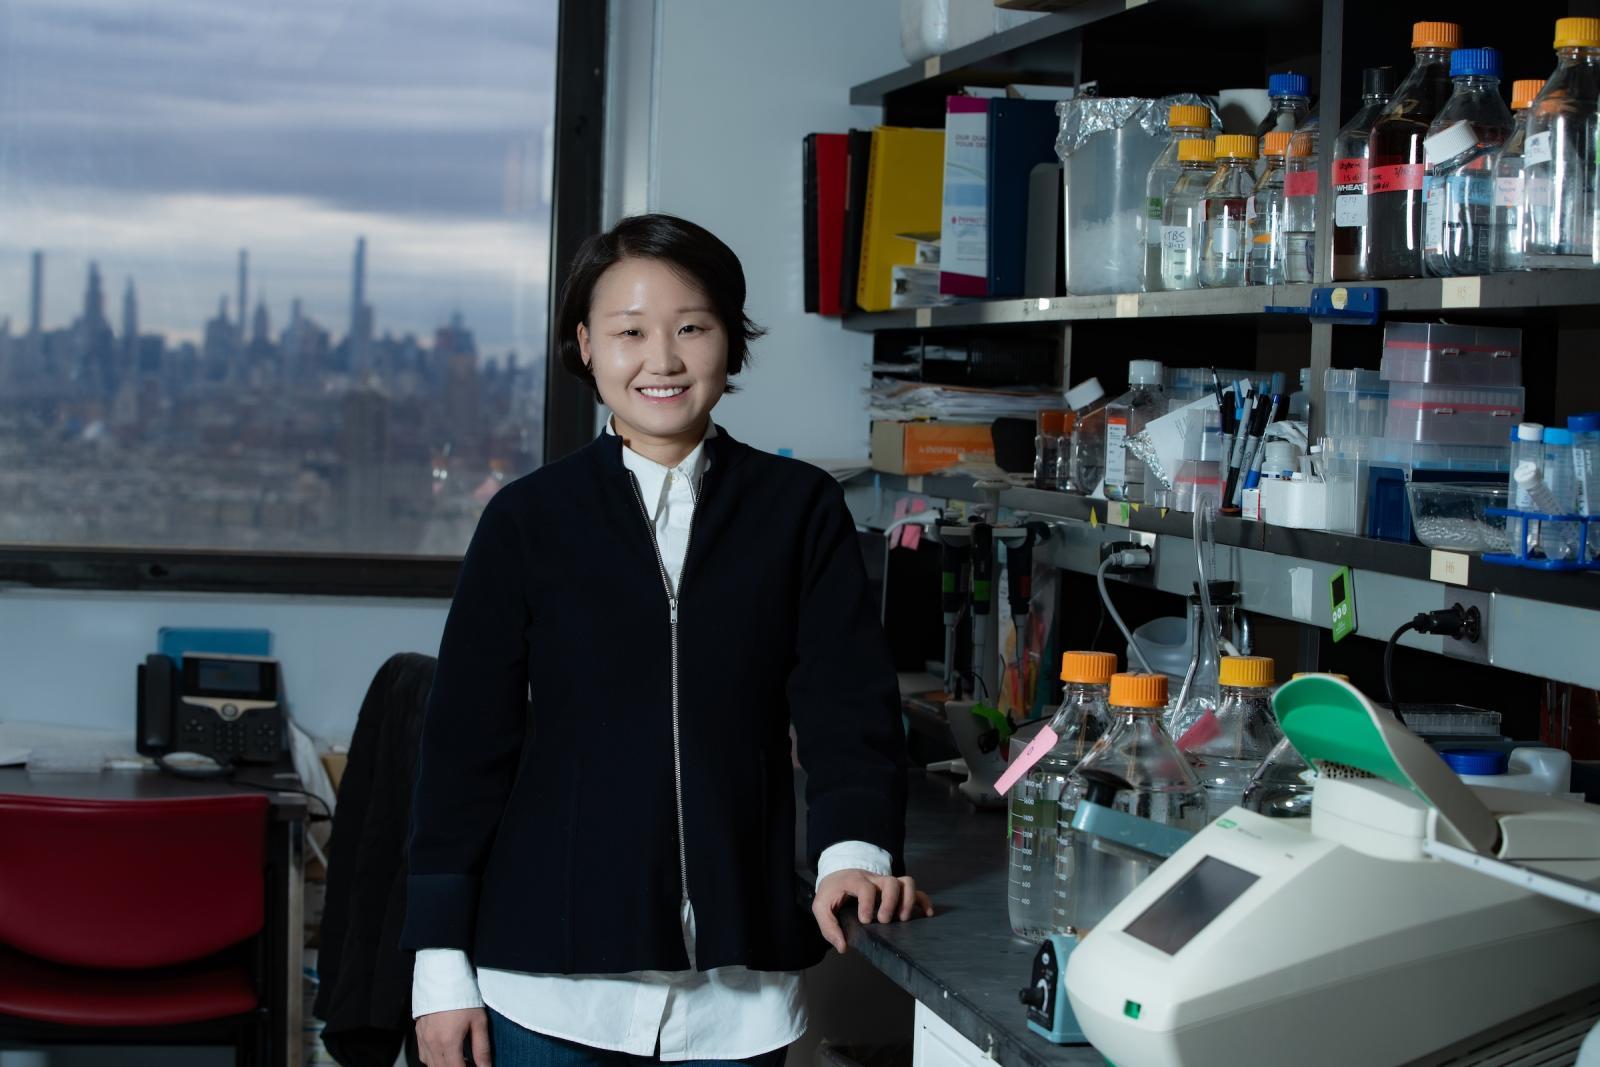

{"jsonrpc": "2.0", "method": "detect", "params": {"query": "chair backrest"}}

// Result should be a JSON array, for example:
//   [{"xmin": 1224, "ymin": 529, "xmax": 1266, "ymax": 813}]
[{"xmin": 0, "ymin": 792, "xmax": 269, "ymax": 969}]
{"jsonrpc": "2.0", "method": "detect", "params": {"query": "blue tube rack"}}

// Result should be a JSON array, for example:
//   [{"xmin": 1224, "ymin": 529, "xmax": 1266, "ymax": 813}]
[{"xmin": 1483, "ymin": 507, "xmax": 1600, "ymax": 571}]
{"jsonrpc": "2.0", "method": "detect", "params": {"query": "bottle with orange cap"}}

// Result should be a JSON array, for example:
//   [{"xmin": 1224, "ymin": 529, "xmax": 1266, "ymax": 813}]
[
  {"xmin": 1247, "ymin": 130, "xmax": 1293, "ymax": 285},
  {"xmin": 1492, "ymin": 78, "xmax": 1551, "ymax": 272},
  {"xmin": 1363, "ymin": 21, "xmax": 1462, "ymax": 279},
  {"xmin": 1156, "ymin": 138, "xmax": 1216, "ymax": 291},
  {"xmin": 1034, "ymin": 410, "xmax": 1068, "ymax": 490},
  {"xmin": 1054, "ymin": 672, "xmax": 1206, "ymax": 936},
  {"xmin": 1240, "ymin": 672, "xmax": 1347, "ymax": 819},
  {"xmin": 1523, "ymin": 16, "xmax": 1600, "ymax": 266},
  {"xmin": 1199, "ymin": 135, "xmax": 1258, "ymax": 288},
  {"xmin": 1281, "ymin": 125, "xmax": 1319, "ymax": 283},
  {"xmin": 1143, "ymin": 103, "xmax": 1216, "ymax": 291},
  {"xmin": 1006, "ymin": 650, "xmax": 1115, "ymax": 940},
  {"xmin": 1182, "ymin": 655, "xmax": 1283, "ymax": 819}
]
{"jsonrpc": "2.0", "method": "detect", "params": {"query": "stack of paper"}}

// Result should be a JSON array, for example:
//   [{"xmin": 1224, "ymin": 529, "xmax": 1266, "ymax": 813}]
[{"xmin": 867, "ymin": 381, "xmax": 1060, "ymax": 422}]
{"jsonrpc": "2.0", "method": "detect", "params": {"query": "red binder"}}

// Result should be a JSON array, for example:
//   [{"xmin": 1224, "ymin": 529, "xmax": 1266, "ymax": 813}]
[{"xmin": 808, "ymin": 133, "xmax": 848, "ymax": 316}]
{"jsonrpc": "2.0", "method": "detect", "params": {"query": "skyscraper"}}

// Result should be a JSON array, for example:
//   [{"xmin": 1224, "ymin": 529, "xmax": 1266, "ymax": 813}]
[
  {"xmin": 236, "ymin": 249, "xmax": 248, "ymax": 369},
  {"xmin": 349, "ymin": 237, "xmax": 372, "ymax": 375},
  {"xmin": 121, "ymin": 277, "xmax": 138, "ymax": 362},
  {"xmin": 28, "ymin": 251, "xmax": 43, "ymax": 339}
]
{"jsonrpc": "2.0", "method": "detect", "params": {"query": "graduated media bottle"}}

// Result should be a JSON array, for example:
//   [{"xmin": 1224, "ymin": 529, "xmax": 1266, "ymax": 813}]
[
  {"xmin": 1002, "ymin": 649, "xmax": 1115, "ymax": 940},
  {"xmin": 1363, "ymin": 21, "xmax": 1462, "ymax": 279},
  {"xmin": 1256, "ymin": 71, "xmax": 1313, "ymax": 176},
  {"xmin": 1054, "ymin": 673, "xmax": 1207, "ymax": 936},
  {"xmin": 1422, "ymin": 48, "xmax": 1513, "ymax": 278},
  {"xmin": 1063, "ymin": 378, "xmax": 1108, "ymax": 494},
  {"xmin": 1241, "ymin": 673, "xmax": 1343, "ymax": 819},
  {"xmin": 1332, "ymin": 67, "xmax": 1396, "ymax": 279},
  {"xmin": 1157, "ymin": 138, "xmax": 1216, "ymax": 291},
  {"xmin": 1144, "ymin": 104, "xmax": 1215, "ymax": 291},
  {"xmin": 1570, "ymin": 412, "xmax": 1600, "ymax": 562},
  {"xmin": 1282, "ymin": 126, "xmax": 1319, "ymax": 283},
  {"xmin": 1182, "ymin": 656, "xmax": 1282, "ymax": 820},
  {"xmin": 1524, "ymin": 17, "xmax": 1600, "ymax": 268},
  {"xmin": 1492, "ymin": 79, "xmax": 1549, "ymax": 272},
  {"xmin": 1103, "ymin": 359, "xmax": 1165, "ymax": 503},
  {"xmin": 1199, "ymin": 135, "xmax": 1259, "ymax": 288},
  {"xmin": 1247, "ymin": 131, "xmax": 1291, "ymax": 285}
]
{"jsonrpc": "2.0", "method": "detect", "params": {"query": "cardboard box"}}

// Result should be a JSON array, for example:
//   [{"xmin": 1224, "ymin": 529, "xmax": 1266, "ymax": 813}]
[{"xmin": 871, "ymin": 420, "xmax": 994, "ymax": 475}]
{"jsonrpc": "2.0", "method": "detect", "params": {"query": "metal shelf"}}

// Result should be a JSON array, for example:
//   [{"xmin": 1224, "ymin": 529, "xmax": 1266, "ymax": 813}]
[
  {"xmin": 842, "ymin": 272, "xmax": 1600, "ymax": 332},
  {"xmin": 848, "ymin": 1, "xmax": 1135, "ymax": 107}
]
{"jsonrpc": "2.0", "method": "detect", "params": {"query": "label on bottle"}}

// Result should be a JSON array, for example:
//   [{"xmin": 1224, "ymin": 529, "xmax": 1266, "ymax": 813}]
[
  {"xmin": 1334, "ymin": 192, "xmax": 1366, "ymax": 227},
  {"xmin": 1146, "ymin": 197, "xmax": 1164, "ymax": 241},
  {"xmin": 1422, "ymin": 176, "xmax": 1445, "ymax": 255},
  {"xmin": 1494, "ymin": 175, "xmax": 1524, "ymax": 209},
  {"xmin": 1246, "ymin": 194, "xmax": 1256, "ymax": 221},
  {"xmin": 1525, "ymin": 130, "xmax": 1554, "ymax": 167},
  {"xmin": 1368, "ymin": 163, "xmax": 1425, "ymax": 194},
  {"xmin": 1423, "ymin": 120, "xmax": 1477, "ymax": 167},
  {"xmin": 1211, "ymin": 220, "xmax": 1241, "ymax": 257},
  {"xmin": 1161, "ymin": 224, "xmax": 1191, "ymax": 251},
  {"xmin": 1284, "ymin": 170, "xmax": 1318, "ymax": 198},
  {"xmin": 1105, "ymin": 416, "xmax": 1128, "ymax": 492},
  {"xmin": 1333, "ymin": 157, "xmax": 1367, "ymax": 187}
]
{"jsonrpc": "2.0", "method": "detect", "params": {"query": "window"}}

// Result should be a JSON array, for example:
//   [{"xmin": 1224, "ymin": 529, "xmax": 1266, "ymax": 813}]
[{"xmin": 0, "ymin": 0, "xmax": 562, "ymax": 557}]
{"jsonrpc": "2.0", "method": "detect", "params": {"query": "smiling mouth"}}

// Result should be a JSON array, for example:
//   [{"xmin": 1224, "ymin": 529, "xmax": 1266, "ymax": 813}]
[{"xmin": 638, "ymin": 385, "xmax": 688, "ymax": 399}]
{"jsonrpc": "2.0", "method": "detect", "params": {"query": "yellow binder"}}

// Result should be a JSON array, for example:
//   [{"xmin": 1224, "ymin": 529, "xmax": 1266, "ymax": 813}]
[{"xmin": 856, "ymin": 126, "xmax": 945, "ymax": 313}]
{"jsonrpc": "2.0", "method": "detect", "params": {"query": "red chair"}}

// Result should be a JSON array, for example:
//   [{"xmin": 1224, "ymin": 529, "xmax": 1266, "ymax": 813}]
[{"xmin": 0, "ymin": 792, "xmax": 273, "ymax": 1064}]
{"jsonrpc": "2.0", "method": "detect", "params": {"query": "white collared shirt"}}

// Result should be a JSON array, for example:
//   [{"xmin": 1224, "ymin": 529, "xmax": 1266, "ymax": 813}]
[{"xmin": 411, "ymin": 416, "xmax": 891, "ymax": 1059}]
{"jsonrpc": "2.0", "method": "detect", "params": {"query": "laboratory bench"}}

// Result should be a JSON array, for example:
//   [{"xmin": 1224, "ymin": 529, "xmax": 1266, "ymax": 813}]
[{"xmin": 798, "ymin": 769, "xmax": 1102, "ymax": 1067}]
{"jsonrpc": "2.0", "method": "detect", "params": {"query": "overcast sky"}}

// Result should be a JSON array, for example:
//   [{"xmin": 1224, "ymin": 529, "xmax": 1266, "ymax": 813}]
[{"xmin": 0, "ymin": 0, "xmax": 557, "ymax": 361}]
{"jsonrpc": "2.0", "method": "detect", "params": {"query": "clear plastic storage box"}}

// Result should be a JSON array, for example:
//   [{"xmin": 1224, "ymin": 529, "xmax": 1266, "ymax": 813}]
[
  {"xmin": 1380, "ymin": 323, "xmax": 1523, "ymax": 386},
  {"xmin": 1323, "ymin": 369, "xmax": 1389, "ymax": 439},
  {"xmin": 1384, "ymin": 382, "xmax": 1525, "ymax": 445}
]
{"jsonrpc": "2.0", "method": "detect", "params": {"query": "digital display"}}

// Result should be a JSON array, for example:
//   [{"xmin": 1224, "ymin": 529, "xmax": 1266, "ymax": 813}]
[
  {"xmin": 1332, "ymin": 572, "xmax": 1346, "ymax": 604},
  {"xmin": 189, "ymin": 658, "xmax": 269, "ymax": 697},
  {"xmin": 1122, "ymin": 856, "xmax": 1259, "ymax": 955}
]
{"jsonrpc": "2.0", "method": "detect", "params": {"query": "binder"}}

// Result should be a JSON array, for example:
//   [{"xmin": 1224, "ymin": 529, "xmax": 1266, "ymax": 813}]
[
  {"xmin": 985, "ymin": 97, "xmax": 1059, "ymax": 299},
  {"xmin": 838, "ymin": 129, "xmax": 874, "ymax": 315},
  {"xmin": 808, "ymin": 133, "xmax": 848, "ymax": 316},
  {"xmin": 803, "ymin": 134, "xmax": 819, "ymax": 313},
  {"xmin": 856, "ymin": 126, "xmax": 945, "ymax": 314},
  {"xmin": 940, "ymin": 96, "xmax": 991, "ymax": 297}
]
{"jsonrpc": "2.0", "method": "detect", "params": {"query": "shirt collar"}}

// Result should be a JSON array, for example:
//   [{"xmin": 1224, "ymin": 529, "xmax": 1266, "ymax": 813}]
[{"xmin": 605, "ymin": 414, "xmax": 715, "ymax": 503}]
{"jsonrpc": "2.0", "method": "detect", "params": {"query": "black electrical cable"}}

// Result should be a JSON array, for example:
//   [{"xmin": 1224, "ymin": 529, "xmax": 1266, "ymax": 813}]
[
  {"xmin": 1384, "ymin": 620, "xmax": 1419, "ymax": 718},
  {"xmin": 228, "ymin": 775, "xmax": 334, "ymax": 822}
]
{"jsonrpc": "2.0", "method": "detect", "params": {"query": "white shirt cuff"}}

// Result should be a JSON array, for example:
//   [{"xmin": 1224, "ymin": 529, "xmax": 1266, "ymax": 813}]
[
  {"xmin": 411, "ymin": 948, "xmax": 485, "ymax": 1018},
  {"xmin": 815, "ymin": 840, "xmax": 893, "ymax": 890}
]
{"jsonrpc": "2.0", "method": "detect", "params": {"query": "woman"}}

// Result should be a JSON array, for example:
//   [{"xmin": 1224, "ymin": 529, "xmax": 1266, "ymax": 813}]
[{"xmin": 403, "ymin": 214, "xmax": 931, "ymax": 1067}]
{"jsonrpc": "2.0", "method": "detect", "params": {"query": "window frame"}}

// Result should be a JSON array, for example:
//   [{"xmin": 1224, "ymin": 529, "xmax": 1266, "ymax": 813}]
[{"xmin": 0, "ymin": 0, "xmax": 606, "ymax": 599}]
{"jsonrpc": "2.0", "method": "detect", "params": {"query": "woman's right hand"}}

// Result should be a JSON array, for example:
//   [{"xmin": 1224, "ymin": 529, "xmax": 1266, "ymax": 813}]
[{"xmin": 416, "ymin": 1006, "xmax": 492, "ymax": 1067}]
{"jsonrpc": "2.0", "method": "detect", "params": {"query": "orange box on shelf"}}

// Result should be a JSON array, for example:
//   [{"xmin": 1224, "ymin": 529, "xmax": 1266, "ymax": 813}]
[{"xmin": 871, "ymin": 420, "xmax": 994, "ymax": 475}]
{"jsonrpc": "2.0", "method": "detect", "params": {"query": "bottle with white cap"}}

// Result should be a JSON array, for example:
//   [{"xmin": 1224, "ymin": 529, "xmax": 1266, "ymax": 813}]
[
  {"xmin": 1062, "ymin": 377, "xmax": 1108, "ymax": 495},
  {"xmin": 1104, "ymin": 360, "xmax": 1166, "ymax": 502}
]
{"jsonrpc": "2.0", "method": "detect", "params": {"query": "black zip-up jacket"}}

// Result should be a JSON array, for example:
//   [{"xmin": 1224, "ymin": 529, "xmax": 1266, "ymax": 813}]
[{"xmin": 400, "ymin": 425, "xmax": 908, "ymax": 974}]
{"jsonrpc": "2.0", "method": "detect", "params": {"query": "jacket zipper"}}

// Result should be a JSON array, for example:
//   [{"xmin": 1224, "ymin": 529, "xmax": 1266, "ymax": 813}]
[{"xmin": 627, "ymin": 470, "xmax": 699, "ymax": 916}]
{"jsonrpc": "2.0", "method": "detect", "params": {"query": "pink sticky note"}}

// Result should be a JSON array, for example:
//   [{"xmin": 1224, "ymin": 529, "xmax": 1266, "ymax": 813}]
[
  {"xmin": 889, "ymin": 499, "xmax": 909, "ymax": 549},
  {"xmin": 1177, "ymin": 710, "xmax": 1220, "ymax": 752},
  {"xmin": 902, "ymin": 500, "xmax": 927, "ymax": 550},
  {"xmin": 994, "ymin": 725, "xmax": 1059, "ymax": 796}
]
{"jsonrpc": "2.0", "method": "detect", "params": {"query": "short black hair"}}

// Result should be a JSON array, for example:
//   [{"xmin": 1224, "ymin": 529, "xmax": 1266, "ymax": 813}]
[{"xmin": 555, "ymin": 213, "xmax": 766, "ymax": 393}]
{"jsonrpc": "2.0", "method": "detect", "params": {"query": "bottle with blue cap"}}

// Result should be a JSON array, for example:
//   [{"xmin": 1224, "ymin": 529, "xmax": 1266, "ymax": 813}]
[
  {"xmin": 1256, "ymin": 71, "xmax": 1312, "ymax": 176},
  {"xmin": 1421, "ymin": 47, "xmax": 1513, "ymax": 277},
  {"xmin": 1571, "ymin": 412, "xmax": 1600, "ymax": 561}
]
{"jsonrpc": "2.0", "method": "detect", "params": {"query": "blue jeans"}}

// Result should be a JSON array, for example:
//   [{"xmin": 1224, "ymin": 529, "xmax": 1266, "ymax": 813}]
[{"xmin": 486, "ymin": 1007, "xmax": 789, "ymax": 1067}]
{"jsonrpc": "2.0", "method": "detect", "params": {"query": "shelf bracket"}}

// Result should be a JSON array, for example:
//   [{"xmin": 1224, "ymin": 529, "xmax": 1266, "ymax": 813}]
[{"xmin": 1264, "ymin": 285, "xmax": 1386, "ymax": 326}]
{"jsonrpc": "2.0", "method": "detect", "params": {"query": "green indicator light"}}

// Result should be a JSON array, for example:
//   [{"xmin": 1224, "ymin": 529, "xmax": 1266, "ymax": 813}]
[
  {"xmin": 1123, "ymin": 1000, "xmax": 1142, "ymax": 1020},
  {"xmin": 1217, "ymin": 818, "xmax": 1237, "ymax": 829}
]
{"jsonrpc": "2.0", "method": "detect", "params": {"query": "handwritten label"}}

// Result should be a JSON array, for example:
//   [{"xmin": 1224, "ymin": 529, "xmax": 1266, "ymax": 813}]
[
  {"xmin": 994, "ymin": 726, "xmax": 1060, "ymax": 796},
  {"xmin": 1440, "ymin": 275, "xmax": 1482, "ymax": 309},
  {"xmin": 1525, "ymin": 130, "xmax": 1554, "ymax": 167},
  {"xmin": 1430, "ymin": 550, "xmax": 1471, "ymax": 585},
  {"xmin": 1368, "ymin": 163, "xmax": 1425, "ymax": 194},
  {"xmin": 1334, "ymin": 192, "xmax": 1366, "ymax": 227},
  {"xmin": 1333, "ymin": 158, "xmax": 1366, "ymax": 187},
  {"xmin": 1284, "ymin": 170, "xmax": 1318, "ymax": 198}
]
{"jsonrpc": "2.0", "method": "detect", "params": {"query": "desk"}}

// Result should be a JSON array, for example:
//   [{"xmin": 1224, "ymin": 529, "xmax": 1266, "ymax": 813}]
[{"xmin": 0, "ymin": 764, "xmax": 309, "ymax": 1067}]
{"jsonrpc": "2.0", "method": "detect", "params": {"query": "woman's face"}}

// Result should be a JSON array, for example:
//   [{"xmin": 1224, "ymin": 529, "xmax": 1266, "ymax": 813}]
[{"xmin": 577, "ymin": 256, "xmax": 728, "ymax": 446}]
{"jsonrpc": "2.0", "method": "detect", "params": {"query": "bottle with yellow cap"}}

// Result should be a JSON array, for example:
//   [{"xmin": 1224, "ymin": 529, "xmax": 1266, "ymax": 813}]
[
  {"xmin": 1240, "ymin": 672, "xmax": 1348, "ymax": 819},
  {"xmin": 1247, "ymin": 130, "xmax": 1293, "ymax": 286},
  {"xmin": 1181, "ymin": 655, "xmax": 1283, "ymax": 819},
  {"xmin": 1363, "ymin": 21, "xmax": 1462, "ymax": 279},
  {"xmin": 1054, "ymin": 672, "xmax": 1206, "ymax": 936},
  {"xmin": 1006, "ymin": 650, "xmax": 1115, "ymax": 940},
  {"xmin": 1492, "ymin": 78, "xmax": 1552, "ymax": 272},
  {"xmin": 1144, "ymin": 103, "xmax": 1215, "ymax": 291},
  {"xmin": 1199, "ymin": 135, "xmax": 1259, "ymax": 288},
  {"xmin": 1524, "ymin": 17, "xmax": 1600, "ymax": 266},
  {"xmin": 1281, "ymin": 126, "xmax": 1320, "ymax": 283},
  {"xmin": 1156, "ymin": 138, "xmax": 1216, "ymax": 290}
]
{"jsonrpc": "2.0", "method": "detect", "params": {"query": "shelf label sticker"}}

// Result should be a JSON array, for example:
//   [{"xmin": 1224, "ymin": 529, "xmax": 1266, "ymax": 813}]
[
  {"xmin": 915, "ymin": 307, "xmax": 932, "ymax": 328},
  {"xmin": 1107, "ymin": 501, "xmax": 1131, "ymax": 527},
  {"xmin": 1115, "ymin": 293, "xmax": 1140, "ymax": 318},
  {"xmin": 923, "ymin": 56, "xmax": 940, "ymax": 79},
  {"xmin": 1430, "ymin": 550, "xmax": 1470, "ymax": 586},
  {"xmin": 1290, "ymin": 567, "xmax": 1314, "ymax": 621},
  {"xmin": 1440, "ymin": 275, "xmax": 1482, "ymax": 309},
  {"xmin": 906, "ymin": 475, "xmax": 924, "ymax": 493}
]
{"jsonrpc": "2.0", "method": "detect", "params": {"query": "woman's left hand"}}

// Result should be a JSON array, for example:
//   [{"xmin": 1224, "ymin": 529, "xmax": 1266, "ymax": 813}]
[{"xmin": 813, "ymin": 870, "xmax": 934, "ymax": 953}]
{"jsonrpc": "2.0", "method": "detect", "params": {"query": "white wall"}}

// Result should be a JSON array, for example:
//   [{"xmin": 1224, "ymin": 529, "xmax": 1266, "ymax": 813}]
[
  {"xmin": 0, "ymin": 589, "xmax": 446, "ymax": 745},
  {"xmin": 637, "ymin": 0, "xmax": 903, "ymax": 460}
]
